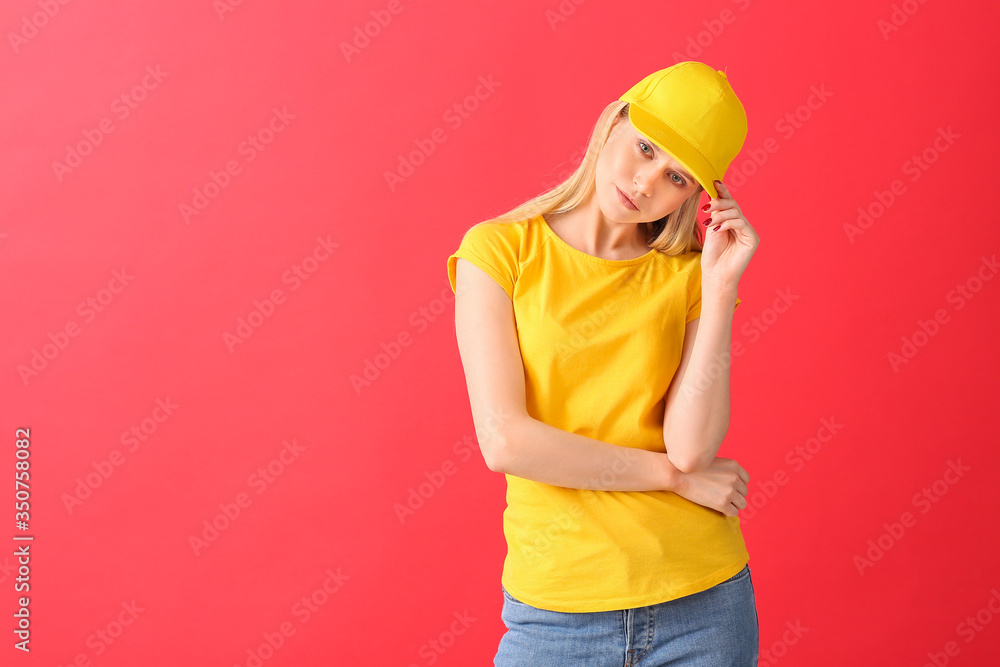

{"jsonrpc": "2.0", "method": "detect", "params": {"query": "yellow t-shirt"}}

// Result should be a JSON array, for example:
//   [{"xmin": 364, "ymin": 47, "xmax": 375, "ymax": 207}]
[{"xmin": 447, "ymin": 212, "xmax": 748, "ymax": 613}]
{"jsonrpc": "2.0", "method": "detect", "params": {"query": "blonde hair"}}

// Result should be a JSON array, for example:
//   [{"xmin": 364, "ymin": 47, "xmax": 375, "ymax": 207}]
[{"xmin": 484, "ymin": 101, "xmax": 705, "ymax": 256}]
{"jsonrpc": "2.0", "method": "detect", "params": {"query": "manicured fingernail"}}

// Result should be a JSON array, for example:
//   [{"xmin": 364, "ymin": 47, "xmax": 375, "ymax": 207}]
[
  {"xmin": 701, "ymin": 203, "xmax": 711, "ymax": 212},
  {"xmin": 703, "ymin": 219, "xmax": 712, "ymax": 226},
  {"xmin": 713, "ymin": 225, "xmax": 721, "ymax": 231}
]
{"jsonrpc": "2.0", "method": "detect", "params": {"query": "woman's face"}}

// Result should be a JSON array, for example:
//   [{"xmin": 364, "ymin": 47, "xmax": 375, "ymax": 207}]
[{"xmin": 595, "ymin": 112, "xmax": 702, "ymax": 224}]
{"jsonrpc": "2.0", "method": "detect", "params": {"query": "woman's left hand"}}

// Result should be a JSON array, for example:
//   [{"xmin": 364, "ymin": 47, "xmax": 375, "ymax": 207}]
[{"xmin": 700, "ymin": 180, "xmax": 760, "ymax": 291}]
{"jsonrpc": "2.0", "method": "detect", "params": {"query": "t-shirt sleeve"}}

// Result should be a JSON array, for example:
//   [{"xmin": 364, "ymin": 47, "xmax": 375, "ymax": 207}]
[
  {"xmin": 686, "ymin": 261, "xmax": 742, "ymax": 323},
  {"xmin": 447, "ymin": 222, "xmax": 519, "ymax": 300}
]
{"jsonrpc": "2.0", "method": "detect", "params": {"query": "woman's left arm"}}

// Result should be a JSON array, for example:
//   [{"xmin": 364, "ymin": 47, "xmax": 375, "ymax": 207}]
[{"xmin": 662, "ymin": 180, "xmax": 760, "ymax": 474}]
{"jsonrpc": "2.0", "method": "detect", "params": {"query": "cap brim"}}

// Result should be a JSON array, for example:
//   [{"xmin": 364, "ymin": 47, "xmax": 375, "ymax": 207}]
[{"xmin": 626, "ymin": 103, "xmax": 721, "ymax": 199}]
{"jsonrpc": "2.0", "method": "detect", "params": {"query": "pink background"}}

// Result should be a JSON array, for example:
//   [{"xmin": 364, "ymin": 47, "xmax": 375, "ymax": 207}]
[{"xmin": 2, "ymin": 0, "xmax": 999, "ymax": 664}]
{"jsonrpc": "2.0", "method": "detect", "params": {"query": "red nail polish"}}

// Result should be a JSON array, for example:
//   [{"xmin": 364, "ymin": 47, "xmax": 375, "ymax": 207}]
[
  {"xmin": 701, "ymin": 203, "xmax": 710, "ymax": 212},
  {"xmin": 713, "ymin": 225, "xmax": 721, "ymax": 231},
  {"xmin": 703, "ymin": 219, "xmax": 711, "ymax": 226}
]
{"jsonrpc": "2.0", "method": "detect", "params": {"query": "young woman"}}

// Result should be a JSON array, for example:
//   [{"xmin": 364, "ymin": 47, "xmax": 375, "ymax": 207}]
[{"xmin": 447, "ymin": 61, "xmax": 761, "ymax": 666}]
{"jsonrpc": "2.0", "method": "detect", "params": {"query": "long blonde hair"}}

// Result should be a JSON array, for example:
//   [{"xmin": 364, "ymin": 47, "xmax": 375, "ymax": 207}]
[{"xmin": 484, "ymin": 101, "xmax": 705, "ymax": 256}]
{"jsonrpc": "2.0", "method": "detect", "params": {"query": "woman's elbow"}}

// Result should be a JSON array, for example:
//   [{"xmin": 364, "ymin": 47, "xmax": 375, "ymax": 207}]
[
  {"xmin": 482, "ymin": 437, "xmax": 508, "ymax": 473},
  {"xmin": 478, "ymin": 415, "xmax": 521, "ymax": 474},
  {"xmin": 663, "ymin": 423, "xmax": 728, "ymax": 474},
  {"xmin": 666, "ymin": 450, "xmax": 715, "ymax": 474}
]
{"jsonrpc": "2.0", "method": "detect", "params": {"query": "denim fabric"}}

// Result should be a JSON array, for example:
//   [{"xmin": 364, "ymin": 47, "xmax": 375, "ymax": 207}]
[{"xmin": 495, "ymin": 564, "xmax": 759, "ymax": 666}]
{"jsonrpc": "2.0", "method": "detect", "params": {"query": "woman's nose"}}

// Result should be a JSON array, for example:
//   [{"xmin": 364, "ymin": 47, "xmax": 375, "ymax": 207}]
[{"xmin": 633, "ymin": 168, "xmax": 655, "ymax": 196}]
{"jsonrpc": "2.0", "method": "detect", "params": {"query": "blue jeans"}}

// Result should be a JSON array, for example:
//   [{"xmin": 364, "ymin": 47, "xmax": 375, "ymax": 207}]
[{"xmin": 495, "ymin": 564, "xmax": 759, "ymax": 666}]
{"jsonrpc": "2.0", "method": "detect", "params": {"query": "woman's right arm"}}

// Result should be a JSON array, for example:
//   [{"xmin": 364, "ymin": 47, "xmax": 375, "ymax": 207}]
[{"xmin": 454, "ymin": 258, "xmax": 749, "ymax": 514}]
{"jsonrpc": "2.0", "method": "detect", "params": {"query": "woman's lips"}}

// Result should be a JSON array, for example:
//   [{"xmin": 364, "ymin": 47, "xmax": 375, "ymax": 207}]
[{"xmin": 616, "ymin": 186, "xmax": 638, "ymax": 210}]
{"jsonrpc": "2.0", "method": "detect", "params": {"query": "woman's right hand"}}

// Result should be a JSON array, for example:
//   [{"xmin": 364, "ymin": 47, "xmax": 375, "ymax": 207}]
[{"xmin": 669, "ymin": 456, "xmax": 750, "ymax": 517}]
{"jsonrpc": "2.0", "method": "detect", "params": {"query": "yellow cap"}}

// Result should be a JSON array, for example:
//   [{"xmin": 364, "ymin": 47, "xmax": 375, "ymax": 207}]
[{"xmin": 619, "ymin": 61, "xmax": 748, "ymax": 200}]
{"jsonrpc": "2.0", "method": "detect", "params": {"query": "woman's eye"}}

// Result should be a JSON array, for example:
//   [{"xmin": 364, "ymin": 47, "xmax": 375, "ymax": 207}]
[{"xmin": 638, "ymin": 140, "xmax": 685, "ymax": 185}]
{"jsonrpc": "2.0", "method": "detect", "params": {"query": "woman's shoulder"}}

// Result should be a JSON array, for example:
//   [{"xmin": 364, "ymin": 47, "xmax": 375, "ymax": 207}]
[
  {"xmin": 652, "ymin": 246, "xmax": 702, "ymax": 274},
  {"xmin": 458, "ymin": 214, "xmax": 542, "ymax": 254},
  {"xmin": 477, "ymin": 213, "xmax": 540, "ymax": 233}
]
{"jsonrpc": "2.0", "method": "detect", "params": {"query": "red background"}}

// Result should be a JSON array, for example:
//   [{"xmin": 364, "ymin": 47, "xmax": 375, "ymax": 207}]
[{"xmin": 2, "ymin": 0, "xmax": 999, "ymax": 665}]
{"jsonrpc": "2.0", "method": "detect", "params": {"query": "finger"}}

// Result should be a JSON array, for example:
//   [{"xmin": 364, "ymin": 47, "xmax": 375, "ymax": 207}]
[
  {"xmin": 701, "ymin": 209, "xmax": 739, "ymax": 229},
  {"xmin": 701, "ymin": 200, "xmax": 739, "ymax": 219},
  {"xmin": 705, "ymin": 209, "xmax": 743, "ymax": 225},
  {"xmin": 737, "ymin": 464, "xmax": 750, "ymax": 484},
  {"xmin": 708, "ymin": 219, "xmax": 736, "ymax": 234},
  {"xmin": 714, "ymin": 180, "xmax": 731, "ymax": 199},
  {"xmin": 728, "ymin": 490, "xmax": 747, "ymax": 510},
  {"xmin": 711, "ymin": 214, "xmax": 754, "ymax": 236}
]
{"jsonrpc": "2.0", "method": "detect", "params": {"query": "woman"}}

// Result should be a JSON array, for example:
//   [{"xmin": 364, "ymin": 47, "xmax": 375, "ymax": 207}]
[{"xmin": 447, "ymin": 61, "xmax": 761, "ymax": 666}]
